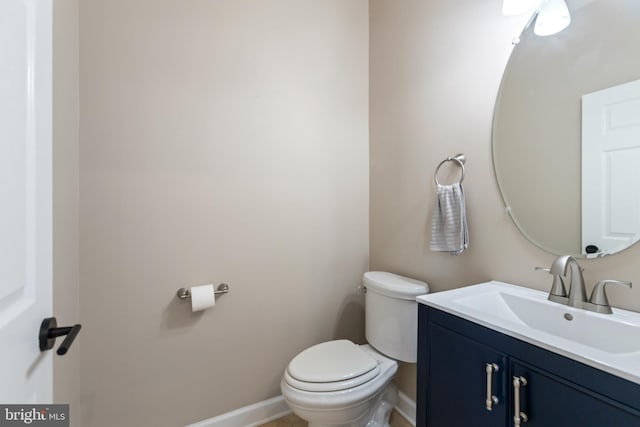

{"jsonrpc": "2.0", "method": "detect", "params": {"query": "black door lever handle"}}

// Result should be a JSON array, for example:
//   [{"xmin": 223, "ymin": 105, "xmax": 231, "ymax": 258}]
[{"xmin": 39, "ymin": 317, "xmax": 82, "ymax": 356}]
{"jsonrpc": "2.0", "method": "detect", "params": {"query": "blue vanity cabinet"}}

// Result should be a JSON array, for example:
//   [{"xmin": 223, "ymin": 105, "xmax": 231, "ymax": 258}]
[
  {"xmin": 510, "ymin": 360, "xmax": 640, "ymax": 426},
  {"xmin": 417, "ymin": 305, "xmax": 640, "ymax": 427},
  {"xmin": 425, "ymin": 322, "xmax": 507, "ymax": 427}
]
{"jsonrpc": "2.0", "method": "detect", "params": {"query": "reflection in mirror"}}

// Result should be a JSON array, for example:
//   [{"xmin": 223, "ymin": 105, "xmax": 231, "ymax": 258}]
[
  {"xmin": 582, "ymin": 79, "xmax": 640, "ymax": 257},
  {"xmin": 492, "ymin": 0, "xmax": 640, "ymax": 258}
]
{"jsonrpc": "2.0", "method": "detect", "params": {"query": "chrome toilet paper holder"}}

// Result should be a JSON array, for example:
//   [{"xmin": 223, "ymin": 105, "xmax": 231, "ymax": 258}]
[{"xmin": 176, "ymin": 283, "xmax": 229, "ymax": 300}]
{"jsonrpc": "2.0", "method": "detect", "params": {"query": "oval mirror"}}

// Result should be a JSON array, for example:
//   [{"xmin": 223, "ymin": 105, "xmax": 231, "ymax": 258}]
[{"xmin": 492, "ymin": 0, "xmax": 640, "ymax": 258}]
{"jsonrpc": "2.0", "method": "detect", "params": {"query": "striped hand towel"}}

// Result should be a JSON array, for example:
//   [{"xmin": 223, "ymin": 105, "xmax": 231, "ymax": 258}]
[{"xmin": 429, "ymin": 182, "xmax": 468, "ymax": 254}]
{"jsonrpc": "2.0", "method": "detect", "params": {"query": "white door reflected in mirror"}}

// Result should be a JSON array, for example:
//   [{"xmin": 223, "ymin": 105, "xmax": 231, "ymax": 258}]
[{"xmin": 582, "ymin": 79, "xmax": 640, "ymax": 257}]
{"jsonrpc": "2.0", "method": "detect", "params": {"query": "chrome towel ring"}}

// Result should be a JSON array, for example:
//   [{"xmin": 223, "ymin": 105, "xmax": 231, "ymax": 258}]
[{"xmin": 434, "ymin": 153, "xmax": 466, "ymax": 185}]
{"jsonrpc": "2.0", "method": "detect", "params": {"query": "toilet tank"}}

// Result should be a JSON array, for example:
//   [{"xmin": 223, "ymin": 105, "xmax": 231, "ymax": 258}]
[{"xmin": 364, "ymin": 271, "xmax": 429, "ymax": 363}]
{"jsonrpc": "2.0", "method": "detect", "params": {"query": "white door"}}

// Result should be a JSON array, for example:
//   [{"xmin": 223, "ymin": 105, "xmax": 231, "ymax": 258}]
[
  {"xmin": 582, "ymin": 79, "xmax": 640, "ymax": 257},
  {"xmin": 0, "ymin": 0, "xmax": 53, "ymax": 402}
]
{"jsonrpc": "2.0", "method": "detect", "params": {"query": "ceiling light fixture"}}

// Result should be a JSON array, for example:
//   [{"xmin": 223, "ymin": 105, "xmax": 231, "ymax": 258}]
[
  {"xmin": 502, "ymin": 0, "xmax": 571, "ymax": 36},
  {"xmin": 533, "ymin": 0, "xmax": 571, "ymax": 36}
]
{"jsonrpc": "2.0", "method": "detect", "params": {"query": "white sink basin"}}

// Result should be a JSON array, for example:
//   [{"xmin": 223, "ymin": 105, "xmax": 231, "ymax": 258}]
[{"xmin": 417, "ymin": 281, "xmax": 640, "ymax": 384}]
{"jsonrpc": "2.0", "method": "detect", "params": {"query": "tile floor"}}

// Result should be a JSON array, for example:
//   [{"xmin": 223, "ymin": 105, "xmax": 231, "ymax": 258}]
[{"xmin": 259, "ymin": 410, "xmax": 412, "ymax": 427}]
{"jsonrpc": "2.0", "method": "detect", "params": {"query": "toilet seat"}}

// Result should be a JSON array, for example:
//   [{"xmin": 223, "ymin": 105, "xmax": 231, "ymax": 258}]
[{"xmin": 285, "ymin": 340, "xmax": 381, "ymax": 392}]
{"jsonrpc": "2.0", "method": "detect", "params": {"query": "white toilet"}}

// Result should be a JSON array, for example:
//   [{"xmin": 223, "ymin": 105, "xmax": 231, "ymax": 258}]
[{"xmin": 280, "ymin": 271, "xmax": 429, "ymax": 427}]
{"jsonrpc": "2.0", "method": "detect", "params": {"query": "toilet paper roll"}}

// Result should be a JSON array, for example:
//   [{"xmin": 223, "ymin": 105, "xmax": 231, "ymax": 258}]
[{"xmin": 190, "ymin": 284, "xmax": 216, "ymax": 312}]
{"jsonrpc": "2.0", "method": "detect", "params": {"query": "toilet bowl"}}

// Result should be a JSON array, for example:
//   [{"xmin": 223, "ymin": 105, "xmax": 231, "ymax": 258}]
[
  {"xmin": 281, "ymin": 272, "xmax": 428, "ymax": 427},
  {"xmin": 281, "ymin": 342, "xmax": 397, "ymax": 427}
]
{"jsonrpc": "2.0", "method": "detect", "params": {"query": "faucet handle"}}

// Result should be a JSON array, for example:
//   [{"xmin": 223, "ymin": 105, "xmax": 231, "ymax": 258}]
[
  {"xmin": 535, "ymin": 266, "xmax": 567, "ymax": 298},
  {"xmin": 589, "ymin": 280, "xmax": 632, "ymax": 308}
]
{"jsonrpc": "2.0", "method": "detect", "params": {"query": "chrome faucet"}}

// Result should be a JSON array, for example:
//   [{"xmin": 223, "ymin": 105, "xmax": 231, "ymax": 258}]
[
  {"xmin": 549, "ymin": 255, "xmax": 586, "ymax": 308},
  {"xmin": 588, "ymin": 280, "xmax": 632, "ymax": 314},
  {"xmin": 533, "ymin": 266, "xmax": 566, "ymax": 303},
  {"xmin": 537, "ymin": 255, "xmax": 632, "ymax": 314}
]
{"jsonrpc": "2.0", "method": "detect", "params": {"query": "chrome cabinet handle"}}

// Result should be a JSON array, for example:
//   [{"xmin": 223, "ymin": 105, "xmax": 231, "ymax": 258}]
[
  {"xmin": 513, "ymin": 376, "xmax": 528, "ymax": 426},
  {"xmin": 485, "ymin": 363, "xmax": 499, "ymax": 411}
]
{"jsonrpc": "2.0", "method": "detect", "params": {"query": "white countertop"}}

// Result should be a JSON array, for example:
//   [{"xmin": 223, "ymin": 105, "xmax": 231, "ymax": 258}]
[{"xmin": 417, "ymin": 281, "xmax": 640, "ymax": 385}]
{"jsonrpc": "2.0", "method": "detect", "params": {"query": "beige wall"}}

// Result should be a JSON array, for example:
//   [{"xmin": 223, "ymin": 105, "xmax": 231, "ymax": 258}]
[
  {"xmin": 78, "ymin": 1, "xmax": 369, "ymax": 426},
  {"xmin": 370, "ymin": 0, "xmax": 640, "ymax": 401},
  {"xmin": 53, "ymin": 0, "xmax": 80, "ymax": 414}
]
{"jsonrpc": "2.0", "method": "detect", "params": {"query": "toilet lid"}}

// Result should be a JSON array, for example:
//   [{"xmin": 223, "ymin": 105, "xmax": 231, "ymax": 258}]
[{"xmin": 286, "ymin": 340, "xmax": 380, "ymax": 392}]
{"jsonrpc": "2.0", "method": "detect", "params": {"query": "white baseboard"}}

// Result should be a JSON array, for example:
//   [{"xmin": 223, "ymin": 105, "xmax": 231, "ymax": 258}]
[
  {"xmin": 187, "ymin": 392, "xmax": 416, "ymax": 427},
  {"xmin": 395, "ymin": 391, "xmax": 416, "ymax": 426},
  {"xmin": 185, "ymin": 395, "xmax": 291, "ymax": 427}
]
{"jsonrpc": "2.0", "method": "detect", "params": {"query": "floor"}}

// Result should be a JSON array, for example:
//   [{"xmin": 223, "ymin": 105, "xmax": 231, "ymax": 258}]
[{"xmin": 259, "ymin": 410, "xmax": 413, "ymax": 427}]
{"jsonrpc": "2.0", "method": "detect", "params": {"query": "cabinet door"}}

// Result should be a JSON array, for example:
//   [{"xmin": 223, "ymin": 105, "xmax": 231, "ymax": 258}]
[
  {"xmin": 426, "ymin": 323, "xmax": 507, "ymax": 427},
  {"xmin": 511, "ymin": 360, "xmax": 640, "ymax": 427}
]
